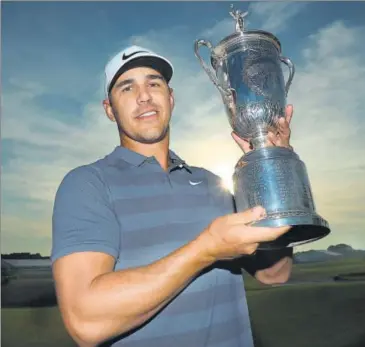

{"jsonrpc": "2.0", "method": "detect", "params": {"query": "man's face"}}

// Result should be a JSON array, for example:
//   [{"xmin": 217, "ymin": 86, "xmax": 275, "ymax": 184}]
[{"xmin": 104, "ymin": 66, "xmax": 174, "ymax": 145}]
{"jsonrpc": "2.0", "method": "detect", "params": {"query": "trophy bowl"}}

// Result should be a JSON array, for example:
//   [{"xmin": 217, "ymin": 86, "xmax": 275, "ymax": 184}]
[{"xmin": 194, "ymin": 6, "xmax": 330, "ymax": 249}]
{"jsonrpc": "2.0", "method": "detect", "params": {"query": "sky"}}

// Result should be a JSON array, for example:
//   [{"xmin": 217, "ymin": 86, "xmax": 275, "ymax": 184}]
[{"xmin": 1, "ymin": 1, "xmax": 365, "ymax": 256}]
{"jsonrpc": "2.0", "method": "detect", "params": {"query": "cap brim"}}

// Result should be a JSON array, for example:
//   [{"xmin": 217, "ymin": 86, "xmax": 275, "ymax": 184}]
[{"xmin": 108, "ymin": 56, "xmax": 173, "ymax": 93}]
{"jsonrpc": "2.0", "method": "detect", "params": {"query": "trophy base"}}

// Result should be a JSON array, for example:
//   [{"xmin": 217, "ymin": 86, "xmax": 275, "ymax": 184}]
[
  {"xmin": 233, "ymin": 146, "xmax": 331, "ymax": 250},
  {"xmin": 251, "ymin": 211, "xmax": 330, "ymax": 250}
]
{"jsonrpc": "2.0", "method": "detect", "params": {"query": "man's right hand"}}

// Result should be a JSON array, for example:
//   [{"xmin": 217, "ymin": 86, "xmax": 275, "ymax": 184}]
[{"xmin": 197, "ymin": 206, "xmax": 291, "ymax": 263}]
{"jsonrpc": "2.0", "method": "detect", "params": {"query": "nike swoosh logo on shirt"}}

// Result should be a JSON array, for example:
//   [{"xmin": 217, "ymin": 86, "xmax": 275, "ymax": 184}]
[
  {"xmin": 189, "ymin": 180, "xmax": 203, "ymax": 186},
  {"xmin": 122, "ymin": 51, "xmax": 148, "ymax": 60}
]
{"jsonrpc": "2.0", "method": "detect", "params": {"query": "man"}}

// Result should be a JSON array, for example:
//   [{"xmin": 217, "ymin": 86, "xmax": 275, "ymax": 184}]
[{"xmin": 51, "ymin": 45, "xmax": 294, "ymax": 347}]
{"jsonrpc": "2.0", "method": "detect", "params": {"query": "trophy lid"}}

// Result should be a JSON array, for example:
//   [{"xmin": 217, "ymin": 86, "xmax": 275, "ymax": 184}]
[{"xmin": 211, "ymin": 5, "xmax": 282, "ymax": 65}]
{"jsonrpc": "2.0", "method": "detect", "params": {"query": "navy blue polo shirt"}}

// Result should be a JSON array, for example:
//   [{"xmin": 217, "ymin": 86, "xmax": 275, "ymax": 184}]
[{"xmin": 51, "ymin": 146, "xmax": 254, "ymax": 347}]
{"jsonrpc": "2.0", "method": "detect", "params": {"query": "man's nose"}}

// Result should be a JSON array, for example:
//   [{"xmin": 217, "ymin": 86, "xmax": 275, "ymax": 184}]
[{"xmin": 137, "ymin": 86, "xmax": 152, "ymax": 104}]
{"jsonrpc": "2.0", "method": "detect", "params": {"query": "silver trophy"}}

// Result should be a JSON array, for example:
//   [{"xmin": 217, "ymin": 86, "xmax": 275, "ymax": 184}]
[{"xmin": 194, "ymin": 5, "xmax": 330, "ymax": 249}]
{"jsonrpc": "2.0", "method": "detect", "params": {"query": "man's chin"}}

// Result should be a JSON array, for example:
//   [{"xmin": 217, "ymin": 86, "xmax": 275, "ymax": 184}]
[
  {"xmin": 134, "ymin": 129, "xmax": 169, "ymax": 145},
  {"xmin": 119, "ymin": 125, "xmax": 170, "ymax": 145},
  {"xmin": 136, "ymin": 135, "xmax": 167, "ymax": 144}
]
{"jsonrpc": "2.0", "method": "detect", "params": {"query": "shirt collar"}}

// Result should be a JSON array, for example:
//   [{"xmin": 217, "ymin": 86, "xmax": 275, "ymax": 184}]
[
  {"xmin": 168, "ymin": 149, "xmax": 192, "ymax": 173},
  {"xmin": 112, "ymin": 146, "xmax": 147, "ymax": 166},
  {"xmin": 112, "ymin": 146, "xmax": 192, "ymax": 172}
]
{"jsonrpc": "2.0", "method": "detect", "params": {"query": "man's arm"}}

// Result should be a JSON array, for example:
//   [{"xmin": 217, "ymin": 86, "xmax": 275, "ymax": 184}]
[
  {"xmin": 53, "ymin": 238, "xmax": 212, "ymax": 347},
  {"xmin": 239, "ymin": 247, "xmax": 293, "ymax": 284},
  {"xmin": 53, "ymin": 205, "xmax": 291, "ymax": 347}
]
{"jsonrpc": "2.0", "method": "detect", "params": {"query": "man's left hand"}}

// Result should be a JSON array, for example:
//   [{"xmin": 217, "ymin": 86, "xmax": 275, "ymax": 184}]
[{"xmin": 231, "ymin": 104, "xmax": 294, "ymax": 153}]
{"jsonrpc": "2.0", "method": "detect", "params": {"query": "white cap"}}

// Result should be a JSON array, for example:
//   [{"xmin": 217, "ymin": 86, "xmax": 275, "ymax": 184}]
[{"xmin": 104, "ymin": 45, "xmax": 174, "ymax": 97}]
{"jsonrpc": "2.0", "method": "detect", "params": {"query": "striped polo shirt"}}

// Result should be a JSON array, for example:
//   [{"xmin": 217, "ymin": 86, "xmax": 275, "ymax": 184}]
[{"xmin": 51, "ymin": 146, "xmax": 254, "ymax": 347}]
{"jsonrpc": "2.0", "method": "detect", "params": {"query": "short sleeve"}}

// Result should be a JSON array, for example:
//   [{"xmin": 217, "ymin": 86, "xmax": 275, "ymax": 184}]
[
  {"xmin": 51, "ymin": 165, "xmax": 120, "ymax": 264},
  {"xmin": 204, "ymin": 170, "xmax": 236, "ymax": 215}
]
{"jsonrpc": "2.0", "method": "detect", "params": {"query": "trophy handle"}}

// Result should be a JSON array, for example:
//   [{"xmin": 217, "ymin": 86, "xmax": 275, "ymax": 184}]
[
  {"xmin": 194, "ymin": 39, "xmax": 232, "ymax": 98},
  {"xmin": 280, "ymin": 56, "xmax": 295, "ymax": 96}
]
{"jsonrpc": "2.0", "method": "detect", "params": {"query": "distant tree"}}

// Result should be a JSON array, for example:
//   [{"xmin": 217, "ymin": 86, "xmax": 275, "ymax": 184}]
[
  {"xmin": 328, "ymin": 244, "xmax": 353, "ymax": 253},
  {"xmin": 1, "ymin": 252, "xmax": 50, "ymax": 259}
]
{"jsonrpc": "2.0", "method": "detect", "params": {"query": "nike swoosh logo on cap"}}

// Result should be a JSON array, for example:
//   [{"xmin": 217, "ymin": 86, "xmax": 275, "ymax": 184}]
[{"xmin": 122, "ymin": 51, "xmax": 148, "ymax": 60}]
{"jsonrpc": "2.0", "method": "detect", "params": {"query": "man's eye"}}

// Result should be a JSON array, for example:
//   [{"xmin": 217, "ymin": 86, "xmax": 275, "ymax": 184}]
[
  {"xmin": 150, "ymin": 82, "xmax": 160, "ymax": 87},
  {"xmin": 121, "ymin": 86, "xmax": 132, "ymax": 92}
]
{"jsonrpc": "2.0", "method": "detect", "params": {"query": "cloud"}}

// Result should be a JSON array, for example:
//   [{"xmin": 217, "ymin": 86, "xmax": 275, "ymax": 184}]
[
  {"xmin": 1, "ymin": 214, "xmax": 53, "ymax": 255},
  {"xmin": 282, "ymin": 20, "xmax": 365, "ymax": 250},
  {"xmin": 200, "ymin": 18, "xmax": 235, "ymax": 40},
  {"xmin": 287, "ymin": 20, "xmax": 365, "ymax": 170},
  {"xmin": 248, "ymin": 1, "xmax": 309, "ymax": 34},
  {"xmin": 2, "ymin": 81, "xmax": 118, "ymax": 205},
  {"xmin": 198, "ymin": 1, "xmax": 308, "ymax": 43}
]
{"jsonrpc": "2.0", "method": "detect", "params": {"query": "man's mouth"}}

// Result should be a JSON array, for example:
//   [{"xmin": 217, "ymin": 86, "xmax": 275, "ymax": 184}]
[
  {"xmin": 139, "ymin": 111, "xmax": 157, "ymax": 117},
  {"xmin": 136, "ymin": 110, "xmax": 158, "ymax": 119}
]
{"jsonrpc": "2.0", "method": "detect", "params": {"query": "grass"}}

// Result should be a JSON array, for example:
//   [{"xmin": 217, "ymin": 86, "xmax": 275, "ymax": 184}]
[
  {"xmin": 244, "ymin": 258, "xmax": 365, "ymax": 347},
  {"xmin": 247, "ymin": 282, "xmax": 365, "ymax": 347},
  {"xmin": 243, "ymin": 257, "xmax": 365, "ymax": 290},
  {"xmin": 1, "ymin": 258, "xmax": 364, "ymax": 347},
  {"xmin": 1, "ymin": 307, "xmax": 77, "ymax": 347},
  {"xmin": 290, "ymin": 257, "xmax": 365, "ymax": 280}
]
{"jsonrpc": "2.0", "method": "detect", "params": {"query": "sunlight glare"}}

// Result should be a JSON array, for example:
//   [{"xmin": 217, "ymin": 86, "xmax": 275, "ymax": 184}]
[{"xmin": 211, "ymin": 164, "xmax": 235, "ymax": 194}]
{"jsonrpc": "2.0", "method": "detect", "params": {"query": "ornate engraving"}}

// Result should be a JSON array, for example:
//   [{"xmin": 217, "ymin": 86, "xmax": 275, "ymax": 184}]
[
  {"xmin": 219, "ymin": 39, "xmax": 287, "ymax": 142},
  {"xmin": 242, "ymin": 41, "xmax": 283, "ymax": 99},
  {"xmin": 266, "ymin": 210, "xmax": 317, "ymax": 219},
  {"xmin": 234, "ymin": 150, "xmax": 317, "ymax": 216},
  {"xmin": 230, "ymin": 101, "xmax": 284, "ymax": 140}
]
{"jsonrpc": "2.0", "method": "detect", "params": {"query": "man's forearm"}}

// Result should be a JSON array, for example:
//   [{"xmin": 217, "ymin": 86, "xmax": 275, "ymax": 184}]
[{"xmin": 72, "ymin": 237, "xmax": 213, "ymax": 345}]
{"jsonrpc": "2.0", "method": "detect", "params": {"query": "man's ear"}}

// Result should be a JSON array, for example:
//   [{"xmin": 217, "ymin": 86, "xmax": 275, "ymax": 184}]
[
  {"xmin": 102, "ymin": 98, "xmax": 116, "ymax": 122},
  {"xmin": 169, "ymin": 87, "xmax": 175, "ymax": 111}
]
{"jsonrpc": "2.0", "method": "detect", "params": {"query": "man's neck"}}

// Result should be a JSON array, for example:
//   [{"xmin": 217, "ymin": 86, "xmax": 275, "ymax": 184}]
[{"xmin": 121, "ymin": 136, "xmax": 170, "ymax": 171}]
